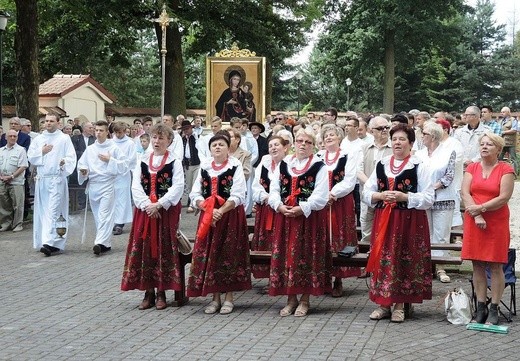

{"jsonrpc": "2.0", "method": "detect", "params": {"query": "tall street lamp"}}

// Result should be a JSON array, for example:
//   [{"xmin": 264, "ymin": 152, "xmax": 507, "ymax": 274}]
[
  {"xmin": 296, "ymin": 72, "xmax": 303, "ymax": 119},
  {"xmin": 346, "ymin": 77, "xmax": 352, "ymax": 111},
  {"xmin": 0, "ymin": 11, "xmax": 10, "ymax": 124}
]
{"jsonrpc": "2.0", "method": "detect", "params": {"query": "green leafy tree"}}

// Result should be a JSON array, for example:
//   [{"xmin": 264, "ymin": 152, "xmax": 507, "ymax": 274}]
[{"xmin": 313, "ymin": 0, "xmax": 466, "ymax": 113}]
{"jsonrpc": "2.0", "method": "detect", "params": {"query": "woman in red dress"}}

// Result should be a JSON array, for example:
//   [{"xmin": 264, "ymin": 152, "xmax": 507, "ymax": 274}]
[
  {"xmin": 461, "ymin": 132, "xmax": 515, "ymax": 325},
  {"xmin": 251, "ymin": 136, "xmax": 290, "ymax": 279},
  {"xmin": 268, "ymin": 129, "xmax": 330, "ymax": 317},
  {"xmin": 362, "ymin": 124, "xmax": 434, "ymax": 323},
  {"xmin": 317, "ymin": 124, "xmax": 360, "ymax": 297},
  {"xmin": 121, "ymin": 124, "xmax": 184, "ymax": 310},
  {"xmin": 187, "ymin": 133, "xmax": 251, "ymax": 315}
]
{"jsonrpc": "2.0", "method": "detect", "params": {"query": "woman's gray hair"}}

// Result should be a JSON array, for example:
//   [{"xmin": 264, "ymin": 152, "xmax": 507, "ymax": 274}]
[
  {"xmin": 277, "ymin": 129, "xmax": 294, "ymax": 145},
  {"xmin": 422, "ymin": 121, "xmax": 443, "ymax": 142},
  {"xmin": 321, "ymin": 124, "xmax": 345, "ymax": 143}
]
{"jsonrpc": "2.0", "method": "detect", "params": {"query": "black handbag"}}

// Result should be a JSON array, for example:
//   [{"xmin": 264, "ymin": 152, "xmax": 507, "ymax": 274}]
[{"xmin": 338, "ymin": 245, "xmax": 357, "ymax": 258}]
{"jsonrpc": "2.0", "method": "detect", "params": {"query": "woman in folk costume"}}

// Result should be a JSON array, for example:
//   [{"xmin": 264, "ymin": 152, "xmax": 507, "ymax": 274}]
[
  {"xmin": 317, "ymin": 124, "xmax": 360, "ymax": 297},
  {"xmin": 121, "ymin": 124, "xmax": 184, "ymax": 310},
  {"xmin": 362, "ymin": 124, "xmax": 434, "ymax": 323},
  {"xmin": 251, "ymin": 136, "xmax": 290, "ymax": 279},
  {"xmin": 268, "ymin": 129, "xmax": 330, "ymax": 317},
  {"xmin": 187, "ymin": 133, "xmax": 251, "ymax": 315}
]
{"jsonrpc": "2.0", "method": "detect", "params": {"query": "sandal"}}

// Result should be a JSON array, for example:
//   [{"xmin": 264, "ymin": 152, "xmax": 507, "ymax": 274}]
[
  {"xmin": 332, "ymin": 281, "xmax": 343, "ymax": 298},
  {"xmin": 204, "ymin": 301, "xmax": 221, "ymax": 314},
  {"xmin": 294, "ymin": 301, "xmax": 310, "ymax": 317},
  {"xmin": 220, "ymin": 300, "xmax": 234, "ymax": 315},
  {"xmin": 369, "ymin": 307, "xmax": 391, "ymax": 320},
  {"xmin": 280, "ymin": 302, "xmax": 298, "ymax": 317},
  {"xmin": 437, "ymin": 270, "xmax": 451, "ymax": 283},
  {"xmin": 391, "ymin": 309, "xmax": 405, "ymax": 323}
]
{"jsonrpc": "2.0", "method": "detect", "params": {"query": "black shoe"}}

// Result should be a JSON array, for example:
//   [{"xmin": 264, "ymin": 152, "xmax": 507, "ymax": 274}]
[
  {"xmin": 93, "ymin": 244, "xmax": 111, "ymax": 255},
  {"xmin": 40, "ymin": 244, "xmax": 60, "ymax": 257},
  {"xmin": 487, "ymin": 303, "xmax": 499, "ymax": 325},
  {"xmin": 473, "ymin": 301, "xmax": 489, "ymax": 324},
  {"xmin": 112, "ymin": 226, "xmax": 123, "ymax": 235}
]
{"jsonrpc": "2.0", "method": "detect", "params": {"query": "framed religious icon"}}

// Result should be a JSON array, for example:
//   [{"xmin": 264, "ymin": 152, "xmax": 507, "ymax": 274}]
[{"xmin": 206, "ymin": 44, "xmax": 266, "ymax": 123}]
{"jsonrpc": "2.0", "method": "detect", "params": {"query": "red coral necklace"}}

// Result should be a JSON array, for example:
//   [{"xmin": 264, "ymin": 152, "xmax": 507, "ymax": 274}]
[
  {"xmin": 291, "ymin": 155, "xmax": 313, "ymax": 175},
  {"xmin": 149, "ymin": 151, "xmax": 169, "ymax": 172},
  {"xmin": 325, "ymin": 150, "xmax": 340, "ymax": 166},
  {"xmin": 212, "ymin": 158, "xmax": 229, "ymax": 171},
  {"xmin": 389, "ymin": 155, "xmax": 411, "ymax": 175}
]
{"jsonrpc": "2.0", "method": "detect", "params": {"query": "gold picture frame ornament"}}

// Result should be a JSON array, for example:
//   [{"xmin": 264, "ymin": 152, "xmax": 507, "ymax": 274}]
[{"xmin": 215, "ymin": 42, "xmax": 256, "ymax": 58}]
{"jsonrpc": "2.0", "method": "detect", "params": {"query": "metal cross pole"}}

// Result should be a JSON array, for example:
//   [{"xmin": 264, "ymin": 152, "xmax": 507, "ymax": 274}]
[{"xmin": 153, "ymin": 4, "xmax": 174, "ymax": 119}]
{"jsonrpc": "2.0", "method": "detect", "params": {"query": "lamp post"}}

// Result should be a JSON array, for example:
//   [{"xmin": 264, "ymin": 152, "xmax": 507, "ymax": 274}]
[
  {"xmin": 296, "ymin": 73, "xmax": 303, "ymax": 119},
  {"xmin": 0, "ymin": 11, "xmax": 10, "ymax": 125},
  {"xmin": 345, "ymin": 77, "xmax": 352, "ymax": 111}
]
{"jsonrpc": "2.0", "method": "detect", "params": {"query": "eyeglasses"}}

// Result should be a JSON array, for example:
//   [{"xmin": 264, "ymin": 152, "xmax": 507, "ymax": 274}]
[
  {"xmin": 463, "ymin": 113, "xmax": 478, "ymax": 117},
  {"xmin": 372, "ymin": 126, "xmax": 390, "ymax": 131},
  {"xmin": 345, "ymin": 124, "xmax": 357, "ymax": 128},
  {"xmin": 295, "ymin": 139, "xmax": 313, "ymax": 146}
]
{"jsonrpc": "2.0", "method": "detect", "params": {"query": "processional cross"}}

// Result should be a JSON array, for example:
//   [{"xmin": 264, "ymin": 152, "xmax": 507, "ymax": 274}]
[{"xmin": 153, "ymin": 4, "xmax": 174, "ymax": 118}]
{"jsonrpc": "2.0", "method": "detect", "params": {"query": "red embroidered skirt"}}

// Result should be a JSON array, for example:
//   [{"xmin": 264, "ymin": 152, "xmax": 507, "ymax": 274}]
[
  {"xmin": 121, "ymin": 203, "xmax": 182, "ymax": 291},
  {"xmin": 369, "ymin": 208, "xmax": 432, "ymax": 305},
  {"xmin": 269, "ymin": 208, "xmax": 332, "ymax": 296},
  {"xmin": 187, "ymin": 205, "xmax": 252, "ymax": 296}
]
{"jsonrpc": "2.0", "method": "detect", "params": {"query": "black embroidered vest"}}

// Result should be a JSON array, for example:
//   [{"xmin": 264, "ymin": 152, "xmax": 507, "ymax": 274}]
[
  {"xmin": 330, "ymin": 154, "xmax": 348, "ymax": 188},
  {"xmin": 259, "ymin": 165, "xmax": 271, "ymax": 193},
  {"xmin": 279, "ymin": 160, "xmax": 324, "ymax": 203},
  {"xmin": 200, "ymin": 166, "xmax": 237, "ymax": 199},
  {"xmin": 140, "ymin": 161, "xmax": 176, "ymax": 198},
  {"xmin": 375, "ymin": 161, "xmax": 418, "ymax": 209}
]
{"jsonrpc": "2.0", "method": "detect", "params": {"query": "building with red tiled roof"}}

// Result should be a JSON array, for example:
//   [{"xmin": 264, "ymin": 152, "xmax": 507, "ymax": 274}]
[{"xmin": 39, "ymin": 74, "xmax": 116, "ymax": 122}]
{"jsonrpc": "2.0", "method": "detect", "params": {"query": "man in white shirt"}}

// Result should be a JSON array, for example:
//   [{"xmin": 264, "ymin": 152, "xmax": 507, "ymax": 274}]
[
  {"xmin": 78, "ymin": 121, "xmax": 127, "ymax": 255},
  {"xmin": 28, "ymin": 113, "xmax": 76, "ymax": 256},
  {"xmin": 196, "ymin": 116, "xmax": 223, "ymax": 162},
  {"xmin": 162, "ymin": 114, "xmax": 184, "ymax": 161},
  {"xmin": 454, "ymin": 106, "xmax": 491, "ymax": 169},
  {"xmin": 340, "ymin": 117, "xmax": 364, "ymax": 224},
  {"xmin": 112, "ymin": 122, "xmax": 138, "ymax": 235}
]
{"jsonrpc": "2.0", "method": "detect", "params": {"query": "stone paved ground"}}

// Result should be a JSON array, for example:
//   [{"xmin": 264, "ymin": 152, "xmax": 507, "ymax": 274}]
[{"xmin": 0, "ymin": 185, "xmax": 519, "ymax": 361}]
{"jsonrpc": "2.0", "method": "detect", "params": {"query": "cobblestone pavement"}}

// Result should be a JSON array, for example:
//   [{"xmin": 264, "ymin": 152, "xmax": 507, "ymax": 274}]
[{"xmin": 0, "ymin": 205, "xmax": 518, "ymax": 361}]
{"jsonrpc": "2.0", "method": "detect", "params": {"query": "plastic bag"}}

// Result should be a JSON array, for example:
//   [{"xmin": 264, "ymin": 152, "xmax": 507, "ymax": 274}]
[{"xmin": 445, "ymin": 288, "xmax": 472, "ymax": 325}]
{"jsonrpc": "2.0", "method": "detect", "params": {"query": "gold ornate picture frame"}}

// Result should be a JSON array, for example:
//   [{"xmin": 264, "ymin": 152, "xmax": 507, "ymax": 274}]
[{"xmin": 206, "ymin": 44, "xmax": 266, "ymax": 123}]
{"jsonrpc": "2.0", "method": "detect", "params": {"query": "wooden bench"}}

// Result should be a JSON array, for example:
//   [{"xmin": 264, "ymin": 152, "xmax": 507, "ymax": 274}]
[{"xmin": 173, "ymin": 244, "xmax": 463, "ymax": 307}]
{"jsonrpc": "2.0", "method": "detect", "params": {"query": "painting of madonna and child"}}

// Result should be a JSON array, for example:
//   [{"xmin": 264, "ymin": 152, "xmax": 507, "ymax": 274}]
[{"xmin": 206, "ymin": 57, "xmax": 266, "ymax": 123}]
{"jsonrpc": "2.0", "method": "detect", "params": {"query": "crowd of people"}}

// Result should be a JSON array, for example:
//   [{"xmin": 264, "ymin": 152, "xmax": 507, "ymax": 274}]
[{"xmin": 0, "ymin": 105, "xmax": 517, "ymax": 325}]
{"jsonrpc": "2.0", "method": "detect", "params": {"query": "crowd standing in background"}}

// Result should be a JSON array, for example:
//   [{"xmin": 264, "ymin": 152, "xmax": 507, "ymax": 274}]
[{"xmin": 1, "ymin": 103, "xmax": 518, "ymax": 324}]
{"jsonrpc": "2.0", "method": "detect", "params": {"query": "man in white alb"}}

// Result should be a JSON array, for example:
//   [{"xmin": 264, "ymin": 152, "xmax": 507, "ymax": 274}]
[{"xmin": 27, "ymin": 113, "xmax": 76, "ymax": 256}]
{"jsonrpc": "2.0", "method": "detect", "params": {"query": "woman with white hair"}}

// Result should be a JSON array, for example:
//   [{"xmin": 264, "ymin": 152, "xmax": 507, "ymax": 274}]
[
  {"xmin": 268, "ymin": 128, "xmax": 330, "ymax": 317},
  {"xmin": 416, "ymin": 121, "xmax": 456, "ymax": 283},
  {"xmin": 317, "ymin": 124, "xmax": 359, "ymax": 297}
]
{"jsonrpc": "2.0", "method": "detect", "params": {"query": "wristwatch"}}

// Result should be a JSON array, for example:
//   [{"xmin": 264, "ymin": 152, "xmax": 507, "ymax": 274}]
[{"xmin": 481, "ymin": 205, "xmax": 487, "ymax": 213}]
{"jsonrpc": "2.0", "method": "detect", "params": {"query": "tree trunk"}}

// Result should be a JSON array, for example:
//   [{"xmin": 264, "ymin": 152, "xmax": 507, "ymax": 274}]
[
  {"xmin": 14, "ymin": 0, "xmax": 39, "ymax": 126},
  {"xmin": 382, "ymin": 29, "xmax": 395, "ymax": 114},
  {"xmin": 155, "ymin": 1, "xmax": 186, "ymax": 118},
  {"xmin": 164, "ymin": 19, "xmax": 186, "ymax": 117}
]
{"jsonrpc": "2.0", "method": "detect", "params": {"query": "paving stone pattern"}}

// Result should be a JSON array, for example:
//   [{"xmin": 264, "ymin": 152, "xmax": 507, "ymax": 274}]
[{"xmin": 0, "ymin": 194, "xmax": 519, "ymax": 360}]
